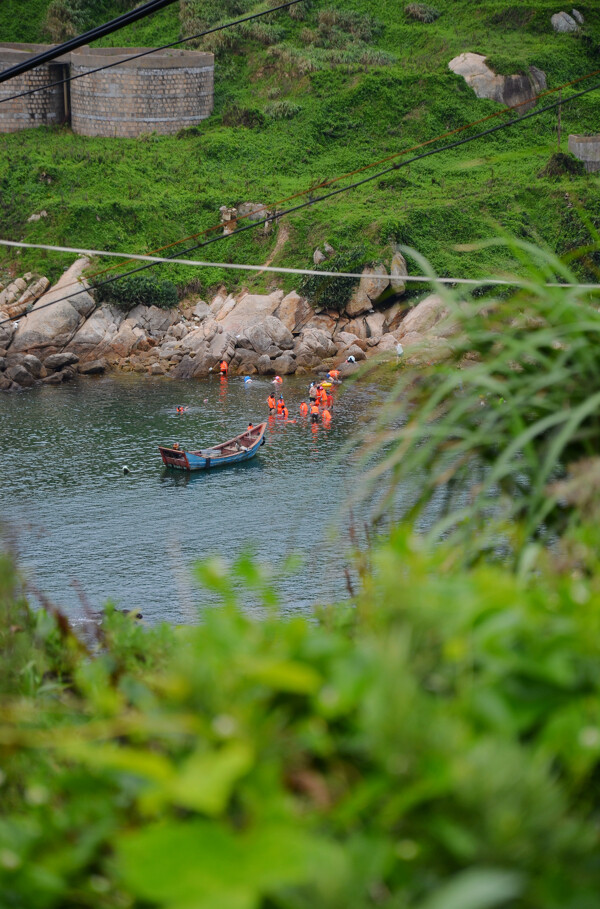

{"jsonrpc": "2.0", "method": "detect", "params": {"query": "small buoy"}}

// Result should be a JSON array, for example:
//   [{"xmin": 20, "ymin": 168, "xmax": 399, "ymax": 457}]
[
  {"xmin": 244, "ymin": 376, "xmax": 252, "ymax": 384},
  {"xmin": 122, "ymin": 466, "xmax": 130, "ymax": 475}
]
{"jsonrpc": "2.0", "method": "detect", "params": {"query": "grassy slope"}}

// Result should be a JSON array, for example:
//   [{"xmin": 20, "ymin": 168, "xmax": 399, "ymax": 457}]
[{"xmin": 1, "ymin": 0, "xmax": 600, "ymax": 298}]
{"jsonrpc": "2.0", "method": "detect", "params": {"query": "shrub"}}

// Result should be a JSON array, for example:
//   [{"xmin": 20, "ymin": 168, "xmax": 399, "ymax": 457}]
[
  {"xmin": 404, "ymin": 3, "xmax": 441, "ymax": 24},
  {"xmin": 93, "ymin": 273, "xmax": 178, "ymax": 310},
  {"xmin": 539, "ymin": 152, "xmax": 586, "ymax": 179},
  {"xmin": 300, "ymin": 245, "xmax": 367, "ymax": 311},
  {"xmin": 222, "ymin": 103, "xmax": 265, "ymax": 129},
  {"xmin": 264, "ymin": 100, "xmax": 302, "ymax": 120}
]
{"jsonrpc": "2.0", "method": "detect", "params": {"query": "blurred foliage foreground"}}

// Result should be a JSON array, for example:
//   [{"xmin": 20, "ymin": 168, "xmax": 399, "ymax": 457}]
[
  {"xmin": 3, "ymin": 526, "xmax": 600, "ymax": 909},
  {"xmin": 6, "ymin": 246, "xmax": 600, "ymax": 908}
]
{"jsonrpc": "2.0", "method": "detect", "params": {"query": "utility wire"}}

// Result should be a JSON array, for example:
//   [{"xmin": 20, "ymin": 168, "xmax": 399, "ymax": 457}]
[
  {"xmin": 0, "ymin": 0, "xmax": 304, "ymax": 107},
  {"xmin": 0, "ymin": 0, "xmax": 180, "ymax": 84},
  {"xmin": 1, "ymin": 76, "xmax": 599, "ymax": 329},
  {"xmin": 2, "ymin": 238, "xmax": 599, "ymax": 289}
]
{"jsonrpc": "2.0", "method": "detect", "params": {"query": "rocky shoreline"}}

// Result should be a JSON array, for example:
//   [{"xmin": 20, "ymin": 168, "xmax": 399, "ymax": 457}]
[{"xmin": 0, "ymin": 257, "xmax": 455, "ymax": 391}]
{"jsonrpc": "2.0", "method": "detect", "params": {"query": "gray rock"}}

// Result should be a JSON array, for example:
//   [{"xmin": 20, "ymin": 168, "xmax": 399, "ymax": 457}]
[
  {"xmin": 245, "ymin": 323, "xmax": 274, "ymax": 355},
  {"xmin": 390, "ymin": 251, "xmax": 408, "ymax": 295},
  {"xmin": 275, "ymin": 291, "xmax": 313, "ymax": 333},
  {"xmin": 11, "ymin": 259, "xmax": 94, "ymax": 353},
  {"xmin": 572, "ymin": 8, "xmax": 584, "ymax": 25},
  {"xmin": 192, "ymin": 300, "xmax": 210, "ymax": 320},
  {"xmin": 263, "ymin": 315, "xmax": 294, "ymax": 350},
  {"xmin": 346, "ymin": 266, "xmax": 389, "ymax": 317},
  {"xmin": 0, "ymin": 278, "xmax": 27, "ymax": 309},
  {"xmin": 6, "ymin": 364, "xmax": 35, "ymax": 387},
  {"xmin": 0, "ymin": 374, "xmax": 12, "ymax": 391},
  {"xmin": 313, "ymin": 248, "xmax": 327, "ymax": 265},
  {"xmin": 256, "ymin": 354, "xmax": 273, "ymax": 375},
  {"xmin": 219, "ymin": 291, "xmax": 284, "ymax": 333},
  {"xmin": 271, "ymin": 354, "xmax": 296, "ymax": 375},
  {"xmin": 551, "ymin": 11, "xmax": 579, "ymax": 32},
  {"xmin": 266, "ymin": 345, "xmax": 284, "ymax": 360},
  {"xmin": 344, "ymin": 344, "xmax": 366, "ymax": 362},
  {"xmin": 365, "ymin": 312, "xmax": 386, "ymax": 340},
  {"xmin": 448, "ymin": 53, "xmax": 547, "ymax": 111},
  {"xmin": 78, "ymin": 358, "xmax": 106, "ymax": 375},
  {"xmin": 323, "ymin": 242, "xmax": 335, "ymax": 257},
  {"xmin": 42, "ymin": 371, "xmax": 65, "ymax": 385},
  {"xmin": 0, "ymin": 318, "xmax": 15, "ymax": 350},
  {"xmin": 22, "ymin": 354, "xmax": 43, "ymax": 378},
  {"xmin": 44, "ymin": 351, "xmax": 80, "ymax": 371},
  {"xmin": 150, "ymin": 363, "xmax": 165, "ymax": 376},
  {"xmin": 69, "ymin": 304, "xmax": 123, "ymax": 360},
  {"xmin": 0, "ymin": 357, "xmax": 6, "ymax": 371}
]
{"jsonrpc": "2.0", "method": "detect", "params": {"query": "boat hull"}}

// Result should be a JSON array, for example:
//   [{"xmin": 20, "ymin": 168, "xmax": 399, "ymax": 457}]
[{"xmin": 159, "ymin": 422, "xmax": 266, "ymax": 472}]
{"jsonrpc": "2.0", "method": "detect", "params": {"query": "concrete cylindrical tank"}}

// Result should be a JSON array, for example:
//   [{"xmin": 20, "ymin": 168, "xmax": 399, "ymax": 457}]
[
  {"xmin": 69, "ymin": 47, "xmax": 214, "ymax": 138},
  {"xmin": 568, "ymin": 135, "xmax": 600, "ymax": 173},
  {"xmin": 0, "ymin": 44, "xmax": 67, "ymax": 133}
]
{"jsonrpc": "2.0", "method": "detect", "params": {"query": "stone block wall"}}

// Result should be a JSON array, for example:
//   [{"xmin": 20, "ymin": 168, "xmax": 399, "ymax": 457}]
[
  {"xmin": 0, "ymin": 44, "xmax": 214, "ymax": 137},
  {"xmin": 0, "ymin": 45, "xmax": 67, "ymax": 132},
  {"xmin": 568, "ymin": 134, "xmax": 600, "ymax": 173}
]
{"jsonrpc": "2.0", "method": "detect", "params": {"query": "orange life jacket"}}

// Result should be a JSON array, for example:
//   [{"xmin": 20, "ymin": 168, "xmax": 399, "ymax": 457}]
[
  {"xmin": 300, "ymin": 403, "xmax": 308, "ymax": 416},
  {"xmin": 310, "ymin": 403, "xmax": 319, "ymax": 416},
  {"xmin": 277, "ymin": 399, "xmax": 285, "ymax": 413},
  {"xmin": 283, "ymin": 407, "xmax": 289, "ymax": 419},
  {"xmin": 268, "ymin": 395, "xmax": 276, "ymax": 409},
  {"xmin": 220, "ymin": 360, "xmax": 228, "ymax": 373},
  {"xmin": 326, "ymin": 393, "xmax": 333, "ymax": 408},
  {"xmin": 322, "ymin": 409, "xmax": 332, "ymax": 423},
  {"xmin": 329, "ymin": 370, "xmax": 340, "ymax": 380}
]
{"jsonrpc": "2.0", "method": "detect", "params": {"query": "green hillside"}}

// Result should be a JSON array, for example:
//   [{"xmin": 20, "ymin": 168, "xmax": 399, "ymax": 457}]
[{"xmin": 1, "ymin": 0, "xmax": 600, "ymax": 296}]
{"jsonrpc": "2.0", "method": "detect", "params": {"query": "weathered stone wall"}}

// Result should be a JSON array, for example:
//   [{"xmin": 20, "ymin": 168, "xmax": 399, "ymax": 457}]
[
  {"xmin": 568, "ymin": 134, "xmax": 600, "ymax": 173},
  {"xmin": 0, "ymin": 45, "xmax": 67, "ymax": 132},
  {"xmin": 0, "ymin": 44, "xmax": 214, "ymax": 138},
  {"xmin": 69, "ymin": 48, "xmax": 214, "ymax": 138}
]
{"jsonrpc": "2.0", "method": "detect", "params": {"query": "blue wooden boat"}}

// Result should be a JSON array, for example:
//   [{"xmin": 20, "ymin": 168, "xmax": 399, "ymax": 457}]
[{"xmin": 158, "ymin": 422, "xmax": 267, "ymax": 471}]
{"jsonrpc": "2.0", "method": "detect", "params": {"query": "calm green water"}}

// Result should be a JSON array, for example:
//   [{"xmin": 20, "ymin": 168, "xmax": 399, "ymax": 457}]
[{"xmin": 1, "ymin": 373, "xmax": 382, "ymax": 623}]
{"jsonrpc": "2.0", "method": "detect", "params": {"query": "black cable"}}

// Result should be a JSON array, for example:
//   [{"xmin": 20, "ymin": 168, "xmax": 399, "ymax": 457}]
[
  {"xmin": 0, "ymin": 0, "xmax": 303, "ymax": 107},
  {"xmin": 1, "ymin": 77, "xmax": 598, "ymax": 329},
  {"xmin": 0, "ymin": 0, "xmax": 180, "ymax": 85}
]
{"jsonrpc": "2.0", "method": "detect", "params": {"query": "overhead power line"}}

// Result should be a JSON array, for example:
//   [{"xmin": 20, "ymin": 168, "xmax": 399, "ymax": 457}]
[
  {"xmin": 1, "ymin": 75, "xmax": 599, "ymax": 329},
  {"xmin": 2, "ymin": 238, "xmax": 599, "ymax": 289},
  {"xmin": 0, "ymin": 0, "xmax": 179, "ymax": 84},
  {"xmin": 0, "ymin": 0, "xmax": 304, "ymax": 107}
]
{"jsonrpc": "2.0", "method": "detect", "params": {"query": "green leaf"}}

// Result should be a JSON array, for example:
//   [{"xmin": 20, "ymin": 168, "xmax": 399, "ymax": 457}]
[
  {"xmin": 417, "ymin": 868, "xmax": 525, "ymax": 909},
  {"xmin": 115, "ymin": 819, "xmax": 346, "ymax": 909},
  {"xmin": 241, "ymin": 658, "xmax": 321, "ymax": 694},
  {"xmin": 155, "ymin": 742, "xmax": 254, "ymax": 815}
]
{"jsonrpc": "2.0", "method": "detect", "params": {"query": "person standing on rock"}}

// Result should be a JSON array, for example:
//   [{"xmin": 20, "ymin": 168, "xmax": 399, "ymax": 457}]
[{"xmin": 267, "ymin": 392, "xmax": 276, "ymax": 415}]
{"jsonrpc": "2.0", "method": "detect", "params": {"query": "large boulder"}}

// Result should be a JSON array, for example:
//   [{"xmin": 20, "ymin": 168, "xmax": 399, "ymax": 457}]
[
  {"xmin": 263, "ymin": 315, "xmax": 294, "ymax": 350},
  {"xmin": 219, "ymin": 291, "xmax": 283, "ymax": 333},
  {"xmin": 365, "ymin": 312, "xmax": 386, "ymax": 340},
  {"xmin": 395, "ymin": 294, "xmax": 456, "ymax": 339},
  {"xmin": 551, "ymin": 11, "xmax": 579, "ymax": 32},
  {"xmin": 274, "ymin": 290, "xmax": 314, "ymax": 333},
  {"xmin": 44, "ymin": 351, "xmax": 79, "ymax": 372},
  {"xmin": 68, "ymin": 304, "xmax": 124, "ymax": 361},
  {"xmin": 1, "ymin": 277, "xmax": 50, "ymax": 320},
  {"xmin": 448, "ymin": 53, "xmax": 547, "ymax": 111},
  {"xmin": 78, "ymin": 358, "xmax": 106, "ymax": 375},
  {"xmin": 0, "ymin": 317, "xmax": 16, "ymax": 350},
  {"xmin": 342, "ymin": 319, "xmax": 368, "ymax": 341},
  {"xmin": 22, "ymin": 354, "xmax": 43, "ymax": 378},
  {"xmin": 11, "ymin": 259, "xmax": 95, "ymax": 354},
  {"xmin": 390, "ymin": 251, "xmax": 408, "ymax": 295},
  {"xmin": 271, "ymin": 353, "xmax": 296, "ymax": 375},
  {"xmin": 0, "ymin": 278, "xmax": 27, "ymax": 310},
  {"xmin": 346, "ymin": 265, "xmax": 390, "ymax": 317},
  {"xmin": 6, "ymin": 364, "xmax": 35, "ymax": 387},
  {"xmin": 126, "ymin": 304, "xmax": 178, "ymax": 339}
]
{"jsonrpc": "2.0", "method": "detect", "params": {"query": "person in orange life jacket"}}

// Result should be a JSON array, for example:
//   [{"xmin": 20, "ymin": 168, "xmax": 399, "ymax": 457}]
[
  {"xmin": 318, "ymin": 385, "xmax": 328, "ymax": 406},
  {"xmin": 267, "ymin": 393, "xmax": 276, "ymax": 414},
  {"xmin": 247, "ymin": 422, "xmax": 253, "ymax": 432},
  {"xmin": 299, "ymin": 401, "xmax": 309, "ymax": 416},
  {"xmin": 220, "ymin": 359, "xmax": 228, "ymax": 375},
  {"xmin": 326, "ymin": 390, "xmax": 333, "ymax": 409},
  {"xmin": 276, "ymin": 396, "xmax": 285, "ymax": 415},
  {"xmin": 321, "ymin": 408, "xmax": 332, "ymax": 424},
  {"xmin": 282, "ymin": 405, "xmax": 289, "ymax": 419},
  {"xmin": 328, "ymin": 369, "xmax": 340, "ymax": 382},
  {"xmin": 310, "ymin": 401, "xmax": 320, "ymax": 423}
]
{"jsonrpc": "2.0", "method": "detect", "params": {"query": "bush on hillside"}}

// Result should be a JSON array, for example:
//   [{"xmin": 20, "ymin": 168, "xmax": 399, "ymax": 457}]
[
  {"xmin": 44, "ymin": 0, "xmax": 138, "ymax": 41},
  {"xmin": 264, "ymin": 100, "xmax": 302, "ymax": 120},
  {"xmin": 404, "ymin": 3, "xmax": 441, "ymax": 24},
  {"xmin": 539, "ymin": 152, "xmax": 586, "ymax": 179},
  {"xmin": 300, "ymin": 246, "xmax": 367, "ymax": 311},
  {"xmin": 222, "ymin": 103, "xmax": 265, "ymax": 129},
  {"xmin": 93, "ymin": 273, "xmax": 178, "ymax": 311}
]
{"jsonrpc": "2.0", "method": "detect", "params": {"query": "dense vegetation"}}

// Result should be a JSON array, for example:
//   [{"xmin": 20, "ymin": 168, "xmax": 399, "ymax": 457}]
[{"xmin": 0, "ymin": 1, "xmax": 600, "ymax": 297}]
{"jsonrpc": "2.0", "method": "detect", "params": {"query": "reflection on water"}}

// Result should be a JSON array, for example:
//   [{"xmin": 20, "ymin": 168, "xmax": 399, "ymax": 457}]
[{"xmin": 1, "ymin": 373, "xmax": 383, "ymax": 623}]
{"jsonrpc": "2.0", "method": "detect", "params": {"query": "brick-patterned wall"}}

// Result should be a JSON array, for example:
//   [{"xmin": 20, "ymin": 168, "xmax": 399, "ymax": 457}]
[
  {"xmin": 0, "ymin": 45, "xmax": 214, "ymax": 138},
  {"xmin": 0, "ymin": 58, "xmax": 66, "ymax": 133}
]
